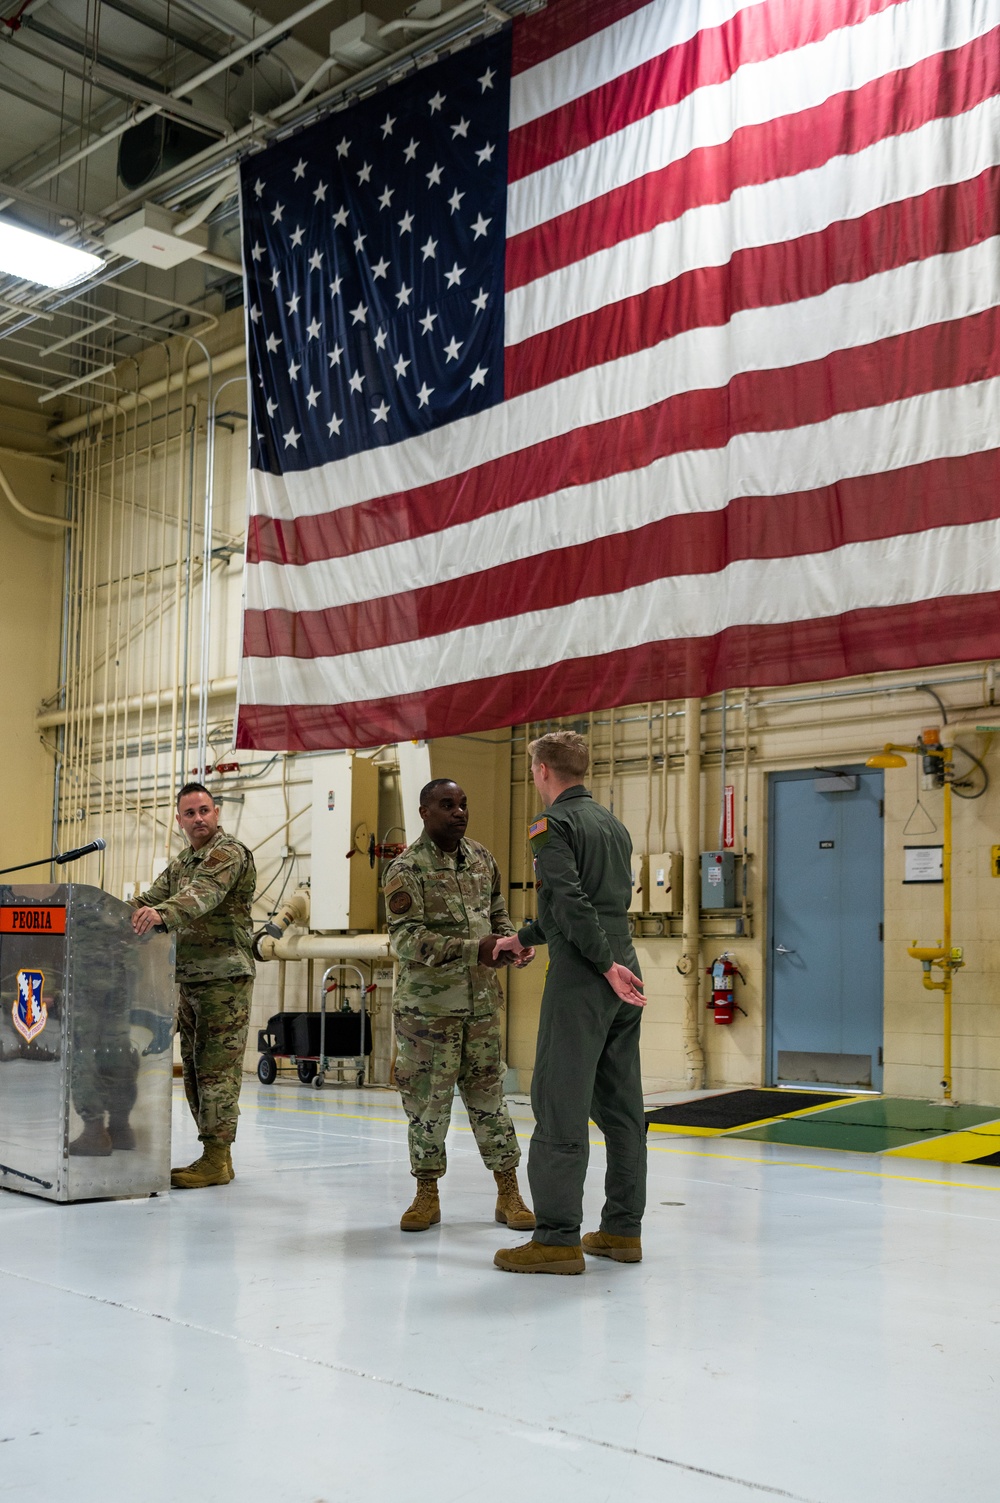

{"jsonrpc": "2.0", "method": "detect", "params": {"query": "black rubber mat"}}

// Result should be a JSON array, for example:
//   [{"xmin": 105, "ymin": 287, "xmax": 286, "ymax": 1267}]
[{"xmin": 645, "ymin": 1088, "xmax": 855, "ymax": 1130}]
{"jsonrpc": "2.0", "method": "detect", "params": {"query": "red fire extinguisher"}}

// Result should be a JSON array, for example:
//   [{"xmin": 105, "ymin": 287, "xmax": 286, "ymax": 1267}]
[{"xmin": 706, "ymin": 952, "xmax": 746, "ymax": 1025}]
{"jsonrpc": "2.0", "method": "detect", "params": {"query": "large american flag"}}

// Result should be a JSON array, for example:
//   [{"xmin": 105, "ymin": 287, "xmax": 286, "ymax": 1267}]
[{"xmin": 236, "ymin": 0, "xmax": 1000, "ymax": 751}]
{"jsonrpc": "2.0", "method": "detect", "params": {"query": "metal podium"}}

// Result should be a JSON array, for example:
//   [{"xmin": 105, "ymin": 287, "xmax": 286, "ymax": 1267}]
[{"xmin": 0, "ymin": 883, "xmax": 175, "ymax": 1202}]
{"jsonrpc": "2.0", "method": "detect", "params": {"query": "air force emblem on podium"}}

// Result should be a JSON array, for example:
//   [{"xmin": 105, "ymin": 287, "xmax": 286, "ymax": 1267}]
[{"xmin": 13, "ymin": 969, "xmax": 47, "ymax": 1043}]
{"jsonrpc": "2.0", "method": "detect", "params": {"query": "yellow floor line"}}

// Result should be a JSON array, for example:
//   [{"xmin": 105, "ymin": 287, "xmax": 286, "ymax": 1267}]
[
  {"xmin": 646, "ymin": 1093, "xmax": 868, "ymax": 1137},
  {"xmin": 884, "ymin": 1118, "xmax": 1000, "ymax": 1161},
  {"xmin": 222, "ymin": 1089, "xmax": 1000, "ymax": 1196}
]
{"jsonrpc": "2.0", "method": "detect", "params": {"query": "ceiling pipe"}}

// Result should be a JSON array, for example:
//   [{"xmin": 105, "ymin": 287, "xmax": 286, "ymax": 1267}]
[{"xmin": 0, "ymin": 0, "xmax": 350, "ymax": 214}]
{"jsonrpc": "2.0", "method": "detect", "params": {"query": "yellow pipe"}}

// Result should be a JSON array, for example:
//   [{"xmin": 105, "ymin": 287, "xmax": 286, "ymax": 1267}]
[{"xmin": 886, "ymin": 743, "xmax": 957, "ymax": 1102}]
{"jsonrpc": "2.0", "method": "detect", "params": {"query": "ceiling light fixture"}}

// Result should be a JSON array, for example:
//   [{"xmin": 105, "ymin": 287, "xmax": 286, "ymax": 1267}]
[{"xmin": 0, "ymin": 218, "xmax": 103, "ymax": 289}]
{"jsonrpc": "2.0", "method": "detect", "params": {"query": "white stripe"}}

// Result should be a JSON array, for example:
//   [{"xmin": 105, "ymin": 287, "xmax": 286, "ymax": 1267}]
[
  {"xmin": 239, "ymin": 519, "xmax": 1000, "ymax": 705},
  {"xmin": 510, "ymin": 0, "xmax": 763, "ymax": 130},
  {"xmin": 507, "ymin": 0, "xmax": 998, "ymax": 236},
  {"xmin": 246, "ymin": 376, "xmax": 1000, "ymax": 614},
  {"xmin": 250, "ymin": 235, "xmax": 1000, "ymax": 523},
  {"xmin": 506, "ymin": 95, "xmax": 1000, "ymax": 345}
]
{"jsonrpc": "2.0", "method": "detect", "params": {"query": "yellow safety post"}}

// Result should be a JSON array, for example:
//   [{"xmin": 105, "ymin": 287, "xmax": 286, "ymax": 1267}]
[{"xmin": 866, "ymin": 736, "xmax": 964, "ymax": 1103}]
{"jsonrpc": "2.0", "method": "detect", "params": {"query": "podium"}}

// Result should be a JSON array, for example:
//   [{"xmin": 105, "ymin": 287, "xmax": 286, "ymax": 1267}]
[{"xmin": 0, "ymin": 883, "xmax": 175, "ymax": 1202}]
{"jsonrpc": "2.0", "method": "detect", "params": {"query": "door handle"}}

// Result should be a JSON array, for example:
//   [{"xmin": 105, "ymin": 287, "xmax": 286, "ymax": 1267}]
[{"xmin": 775, "ymin": 944, "xmax": 796, "ymax": 955}]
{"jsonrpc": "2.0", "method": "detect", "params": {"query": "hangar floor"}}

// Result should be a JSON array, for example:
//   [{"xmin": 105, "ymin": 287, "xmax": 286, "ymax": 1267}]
[{"xmin": 2, "ymin": 1081, "xmax": 998, "ymax": 1503}]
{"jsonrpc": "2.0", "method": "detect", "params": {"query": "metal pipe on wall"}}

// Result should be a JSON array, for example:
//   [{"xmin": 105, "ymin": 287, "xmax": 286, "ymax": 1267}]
[{"xmin": 680, "ymin": 697, "xmax": 705, "ymax": 1089}]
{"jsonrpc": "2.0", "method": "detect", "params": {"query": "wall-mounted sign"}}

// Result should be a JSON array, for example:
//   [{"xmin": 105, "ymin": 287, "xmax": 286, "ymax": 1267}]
[
  {"xmin": 903, "ymin": 845, "xmax": 943, "ymax": 884},
  {"xmin": 819, "ymin": 840, "xmax": 834, "ymax": 849}
]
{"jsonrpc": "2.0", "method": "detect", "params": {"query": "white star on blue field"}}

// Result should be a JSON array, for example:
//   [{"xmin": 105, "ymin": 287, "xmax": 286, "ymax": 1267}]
[{"xmin": 242, "ymin": 30, "xmax": 510, "ymax": 475}]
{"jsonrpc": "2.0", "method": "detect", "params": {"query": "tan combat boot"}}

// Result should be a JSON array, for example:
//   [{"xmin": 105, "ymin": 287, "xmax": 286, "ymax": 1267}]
[
  {"xmin": 582, "ymin": 1229, "xmax": 642, "ymax": 1263},
  {"xmin": 400, "ymin": 1177, "xmax": 441, "ymax": 1231},
  {"xmin": 493, "ymin": 1239, "xmax": 585, "ymax": 1275},
  {"xmin": 171, "ymin": 1140, "xmax": 231, "ymax": 1189},
  {"xmin": 226, "ymin": 1147, "xmax": 235, "ymax": 1181},
  {"xmin": 68, "ymin": 1119, "xmax": 112, "ymax": 1157},
  {"xmin": 494, "ymin": 1167, "xmax": 535, "ymax": 1230}
]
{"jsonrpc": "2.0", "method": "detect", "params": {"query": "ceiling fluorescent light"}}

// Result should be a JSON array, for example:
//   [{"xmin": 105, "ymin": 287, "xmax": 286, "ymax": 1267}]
[{"xmin": 0, "ymin": 218, "xmax": 103, "ymax": 289}]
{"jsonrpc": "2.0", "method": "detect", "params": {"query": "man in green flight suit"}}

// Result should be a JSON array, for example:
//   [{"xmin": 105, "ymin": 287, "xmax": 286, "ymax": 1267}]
[
  {"xmin": 131, "ymin": 782, "xmax": 256, "ymax": 1189},
  {"xmin": 384, "ymin": 778, "xmax": 536, "ymax": 1234},
  {"xmin": 493, "ymin": 731, "xmax": 646, "ymax": 1275}
]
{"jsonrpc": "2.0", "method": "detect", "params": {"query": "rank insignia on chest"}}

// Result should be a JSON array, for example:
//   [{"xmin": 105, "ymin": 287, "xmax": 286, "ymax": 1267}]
[{"xmin": 13, "ymin": 969, "xmax": 47, "ymax": 1043}]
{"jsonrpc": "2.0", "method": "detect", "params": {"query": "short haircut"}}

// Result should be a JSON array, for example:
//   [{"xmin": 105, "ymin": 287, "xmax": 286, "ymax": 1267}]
[
  {"xmin": 419, "ymin": 777, "xmax": 460, "ymax": 805},
  {"xmin": 176, "ymin": 781, "xmax": 218, "ymax": 809},
  {"xmin": 528, "ymin": 730, "xmax": 589, "ymax": 780}
]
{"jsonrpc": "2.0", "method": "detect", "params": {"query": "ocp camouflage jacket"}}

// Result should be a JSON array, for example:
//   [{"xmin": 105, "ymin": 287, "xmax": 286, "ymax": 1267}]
[
  {"xmin": 137, "ymin": 829, "xmax": 256, "ymax": 985},
  {"xmin": 384, "ymin": 832, "xmax": 515, "ymax": 1016}
]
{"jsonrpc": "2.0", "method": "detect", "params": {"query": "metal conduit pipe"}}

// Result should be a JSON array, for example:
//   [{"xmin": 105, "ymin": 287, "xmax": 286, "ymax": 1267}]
[
  {"xmin": 50, "ymin": 345, "xmax": 245, "ymax": 441},
  {"xmin": 680, "ymin": 697, "xmax": 706, "ymax": 1089}
]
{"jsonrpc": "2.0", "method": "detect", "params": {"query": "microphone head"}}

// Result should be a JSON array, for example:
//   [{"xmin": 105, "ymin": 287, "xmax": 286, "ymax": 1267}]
[{"xmin": 92, "ymin": 837, "xmax": 106, "ymax": 852}]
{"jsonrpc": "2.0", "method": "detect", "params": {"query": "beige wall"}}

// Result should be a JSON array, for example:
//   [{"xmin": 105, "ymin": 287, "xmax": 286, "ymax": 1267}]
[
  {"xmin": 0, "ymin": 431, "xmax": 65, "ymax": 868},
  {"xmin": 506, "ymin": 674, "xmax": 1000, "ymax": 1106}
]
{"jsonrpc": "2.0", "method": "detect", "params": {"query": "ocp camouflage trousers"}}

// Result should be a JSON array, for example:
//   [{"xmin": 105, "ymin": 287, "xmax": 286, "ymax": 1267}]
[
  {"xmin": 393, "ymin": 1008, "xmax": 521, "ymax": 1179},
  {"xmin": 177, "ymin": 977, "xmax": 253, "ymax": 1146}
]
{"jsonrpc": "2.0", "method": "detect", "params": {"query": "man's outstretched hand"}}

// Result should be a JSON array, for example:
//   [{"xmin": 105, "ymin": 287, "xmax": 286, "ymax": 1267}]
[
  {"xmin": 478, "ymin": 934, "xmax": 523, "ymax": 968},
  {"xmin": 492, "ymin": 934, "xmax": 536, "ymax": 969},
  {"xmin": 604, "ymin": 962, "xmax": 645, "ymax": 1007}
]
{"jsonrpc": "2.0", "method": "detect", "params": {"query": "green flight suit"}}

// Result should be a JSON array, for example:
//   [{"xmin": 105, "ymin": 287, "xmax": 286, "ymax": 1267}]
[
  {"xmin": 518, "ymin": 786, "xmax": 646, "ymax": 1246},
  {"xmin": 137, "ymin": 829, "xmax": 256, "ymax": 1146}
]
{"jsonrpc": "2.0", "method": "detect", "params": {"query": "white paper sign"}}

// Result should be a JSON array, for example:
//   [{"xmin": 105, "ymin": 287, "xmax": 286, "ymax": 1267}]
[{"xmin": 903, "ymin": 846, "xmax": 943, "ymax": 883}]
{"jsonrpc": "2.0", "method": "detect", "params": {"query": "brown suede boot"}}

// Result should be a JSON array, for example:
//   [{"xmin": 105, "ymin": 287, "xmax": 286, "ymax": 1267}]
[
  {"xmin": 108, "ymin": 1116, "xmax": 136, "ymax": 1151},
  {"xmin": 171, "ymin": 1140, "xmax": 231, "ymax": 1189},
  {"xmin": 493, "ymin": 1167, "xmax": 535, "ymax": 1230},
  {"xmin": 400, "ymin": 1177, "xmax": 441, "ymax": 1231},
  {"xmin": 68, "ymin": 1119, "xmax": 112, "ymax": 1157},
  {"xmin": 582, "ymin": 1229, "xmax": 642, "ymax": 1263},
  {"xmin": 494, "ymin": 1239, "xmax": 585, "ymax": 1275}
]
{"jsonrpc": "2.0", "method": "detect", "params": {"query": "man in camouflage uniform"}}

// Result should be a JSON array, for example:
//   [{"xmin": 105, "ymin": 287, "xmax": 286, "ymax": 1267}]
[
  {"xmin": 385, "ymin": 779, "xmax": 536, "ymax": 1233},
  {"xmin": 132, "ymin": 782, "xmax": 256, "ymax": 1189}
]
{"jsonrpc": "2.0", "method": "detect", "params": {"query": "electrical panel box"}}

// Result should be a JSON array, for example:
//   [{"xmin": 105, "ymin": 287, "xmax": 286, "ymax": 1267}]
[
  {"xmin": 647, "ymin": 852, "xmax": 681, "ymax": 913},
  {"xmin": 310, "ymin": 753, "xmax": 380, "ymax": 930},
  {"xmin": 628, "ymin": 855, "xmax": 647, "ymax": 913},
  {"xmin": 701, "ymin": 850, "xmax": 736, "ymax": 909}
]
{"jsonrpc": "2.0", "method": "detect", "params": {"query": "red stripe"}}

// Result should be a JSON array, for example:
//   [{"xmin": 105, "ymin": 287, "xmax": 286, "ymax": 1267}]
[
  {"xmin": 243, "ymin": 449, "xmax": 1000, "ymax": 660},
  {"xmin": 248, "ymin": 305, "xmax": 1000, "ymax": 569},
  {"xmin": 506, "ymin": 168, "xmax": 1000, "ymax": 396},
  {"xmin": 506, "ymin": 26, "xmax": 1000, "ymax": 291},
  {"xmin": 511, "ymin": 0, "xmax": 653, "ymax": 77},
  {"xmin": 235, "ymin": 594, "xmax": 1000, "ymax": 750},
  {"xmin": 510, "ymin": 0, "xmax": 906, "ymax": 183}
]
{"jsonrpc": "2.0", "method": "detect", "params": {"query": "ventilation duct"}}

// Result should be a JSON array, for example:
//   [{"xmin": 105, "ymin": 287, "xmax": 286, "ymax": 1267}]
[{"xmin": 118, "ymin": 115, "xmax": 217, "ymax": 193}]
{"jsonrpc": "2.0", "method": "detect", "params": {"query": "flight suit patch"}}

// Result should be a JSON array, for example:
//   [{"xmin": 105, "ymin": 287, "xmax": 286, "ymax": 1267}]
[
  {"xmin": 388, "ymin": 890, "xmax": 413, "ymax": 914},
  {"xmin": 528, "ymin": 816, "xmax": 549, "ymax": 853}
]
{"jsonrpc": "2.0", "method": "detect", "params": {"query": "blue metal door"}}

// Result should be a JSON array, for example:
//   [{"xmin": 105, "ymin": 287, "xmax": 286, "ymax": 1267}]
[{"xmin": 767, "ymin": 767, "xmax": 884, "ymax": 1090}]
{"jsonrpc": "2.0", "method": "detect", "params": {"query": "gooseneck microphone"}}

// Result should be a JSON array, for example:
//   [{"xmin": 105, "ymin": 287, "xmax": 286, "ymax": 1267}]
[
  {"xmin": 55, "ymin": 838, "xmax": 107, "ymax": 865},
  {"xmin": 0, "ymin": 838, "xmax": 106, "ymax": 878}
]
